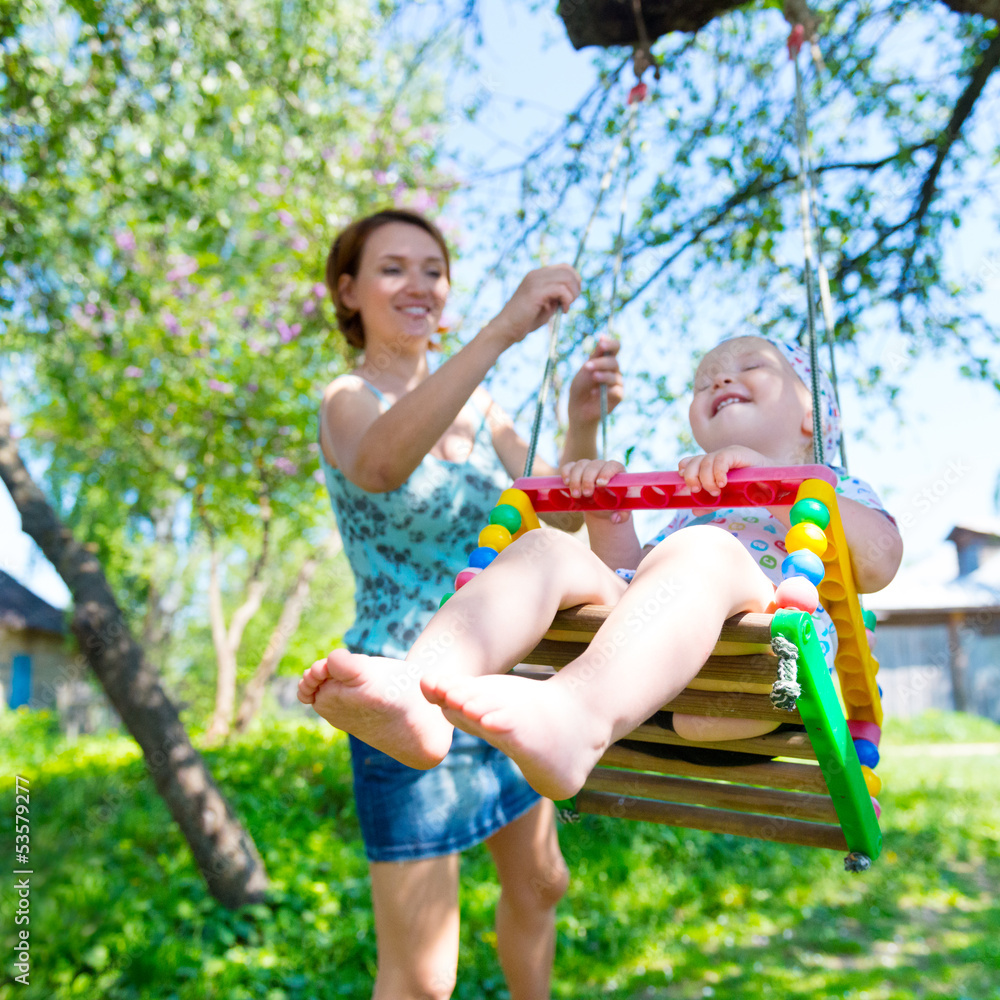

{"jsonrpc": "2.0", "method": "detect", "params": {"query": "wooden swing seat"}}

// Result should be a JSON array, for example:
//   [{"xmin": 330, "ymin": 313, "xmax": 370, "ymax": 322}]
[
  {"xmin": 489, "ymin": 468, "xmax": 885, "ymax": 867},
  {"xmin": 514, "ymin": 606, "xmax": 849, "ymax": 852}
]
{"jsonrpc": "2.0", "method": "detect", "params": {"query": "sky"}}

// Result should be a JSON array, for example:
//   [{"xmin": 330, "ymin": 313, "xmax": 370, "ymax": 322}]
[{"xmin": 3, "ymin": 0, "xmax": 999, "ymax": 610}]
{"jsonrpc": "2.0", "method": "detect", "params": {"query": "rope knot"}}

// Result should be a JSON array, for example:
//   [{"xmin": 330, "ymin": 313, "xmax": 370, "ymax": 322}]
[{"xmin": 770, "ymin": 634, "xmax": 802, "ymax": 711}]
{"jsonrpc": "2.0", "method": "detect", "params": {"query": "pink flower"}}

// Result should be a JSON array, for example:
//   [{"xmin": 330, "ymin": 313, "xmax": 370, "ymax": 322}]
[
  {"xmin": 247, "ymin": 382, "xmax": 259, "ymax": 393},
  {"xmin": 163, "ymin": 311, "xmax": 180, "ymax": 335},
  {"xmin": 84, "ymin": 303, "xmax": 98, "ymax": 316},
  {"xmin": 219, "ymin": 291, "xmax": 234, "ymax": 303},
  {"xmin": 278, "ymin": 321, "xmax": 302, "ymax": 343},
  {"xmin": 115, "ymin": 229, "xmax": 137, "ymax": 253},
  {"xmin": 313, "ymin": 282, "xmax": 326, "ymax": 298},
  {"xmin": 277, "ymin": 209, "xmax": 295, "ymax": 227},
  {"xmin": 290, "ymin": 235, "xmax": 308, "ymax": 252},
  {"xmin": 124, "ymin": 366, "xmax": 143, "ymax": 378},
  {"xmin": 302, "ymin": 299, "xmax": 316, "ymax": 315},
  {"xmin": 274, "ymin": 457, "xmax": 298, "ymax": 475},
  {"xmin": 409, "ymin": 189, "xmax": 436, "ymax": 214},
  {"xmin": 166, "ymin": 255, "xmax": 199, "ymax": 282},
  {"xmin": 207, "ymin": 379, "xmax": 234, "ymax": 394},
  {"xmin": 257, "ymin": 181, "xmax": 283, "ymax": 197}
]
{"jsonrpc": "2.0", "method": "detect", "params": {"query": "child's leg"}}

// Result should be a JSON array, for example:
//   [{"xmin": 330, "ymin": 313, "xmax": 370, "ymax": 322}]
[
  {"xmin": 299, "ymin": 529, "xmax": 624, "ymax": 769},
  {"xmin": 431, "ymin": 525, "xmax": 777, "ymax": 799},
  {"xmin": 417, "ymin": 528, "xmax": 625, "ymax": 695}
]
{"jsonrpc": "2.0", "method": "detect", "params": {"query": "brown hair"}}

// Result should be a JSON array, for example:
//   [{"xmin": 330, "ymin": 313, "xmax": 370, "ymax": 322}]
[{"xmin": 325, "ymin": 209, "xmax": 451, "ymax": 350}]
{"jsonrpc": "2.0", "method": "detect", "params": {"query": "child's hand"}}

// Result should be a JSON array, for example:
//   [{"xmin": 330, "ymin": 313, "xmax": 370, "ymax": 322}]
[
  {"xmin": 678, "ymin": 446, "xmax": 769, "ymax": 497},
  {"xmin": 560, "ymin": 459, "xmax": 631, "ymax": 523},
  {"xmin": 561, "ymin": 458, "xmax": 625, "ymax": 497}
]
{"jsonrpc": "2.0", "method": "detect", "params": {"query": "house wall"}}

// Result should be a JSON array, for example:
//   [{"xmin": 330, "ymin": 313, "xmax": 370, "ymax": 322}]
[
  {"xmin": 873, "ymin": 623, "xmax": 1000, "ymax": 722},
  {"xmin": 0, "ymin": 628, "xmax": 77, "ymax": 711}
]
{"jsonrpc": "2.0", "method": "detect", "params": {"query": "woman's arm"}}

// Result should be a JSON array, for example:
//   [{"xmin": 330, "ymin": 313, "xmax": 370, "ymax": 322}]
[
  {"xmin": 322, "ymin": 266, "xmax": 581, "ymax": 493},
  {"xmin": 486, "ymin": 337, "xmax": 624, "ymax": 530}
]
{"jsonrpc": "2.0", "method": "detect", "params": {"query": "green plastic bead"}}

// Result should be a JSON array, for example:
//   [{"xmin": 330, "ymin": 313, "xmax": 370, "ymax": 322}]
[
  {"xmin": 790, "ymin": 498, "xmax": 830, "ymax": 530},
  {"xmin": 439, "ymin": 592, "xmax": 454, "ymax": 607},
  {"xmin": 862, "ymin": 609, "xmax": 877, "ymax": 631},
  {"xmin": 489, "ymin": 503, "xmax": 522, "ymax": 534}
]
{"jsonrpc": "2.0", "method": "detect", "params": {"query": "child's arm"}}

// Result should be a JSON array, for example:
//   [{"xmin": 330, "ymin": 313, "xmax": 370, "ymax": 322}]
[
  {"xmin": 678, "ymin": 447, "xmax": 902, "ymax": 594},
  {"xmin": 561, "ymin": 459, "xmax": 645, "ymax": 571}
]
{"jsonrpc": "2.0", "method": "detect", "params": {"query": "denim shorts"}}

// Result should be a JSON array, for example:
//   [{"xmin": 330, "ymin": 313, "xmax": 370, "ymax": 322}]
[{"xmin": 348, "ymin": 728, "xmax": 541, "ymax": 863}]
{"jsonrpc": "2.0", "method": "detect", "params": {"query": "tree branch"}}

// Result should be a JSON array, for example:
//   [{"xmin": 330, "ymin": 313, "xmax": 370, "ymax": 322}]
[{"xmin": 896, "ymin": 26, "xmax": 1000, "ymax": 294}]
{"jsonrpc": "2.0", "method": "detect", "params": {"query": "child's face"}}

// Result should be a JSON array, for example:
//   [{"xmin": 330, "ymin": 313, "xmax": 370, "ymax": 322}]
[{"xmin": 689, "ymin": 337, "xmax": 813, "ymax": 461}]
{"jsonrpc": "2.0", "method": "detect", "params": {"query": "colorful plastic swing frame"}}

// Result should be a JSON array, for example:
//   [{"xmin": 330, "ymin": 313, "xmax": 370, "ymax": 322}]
[{"xmin": 452, "ymin": 467, "xmax": 884, "ymax": 868}]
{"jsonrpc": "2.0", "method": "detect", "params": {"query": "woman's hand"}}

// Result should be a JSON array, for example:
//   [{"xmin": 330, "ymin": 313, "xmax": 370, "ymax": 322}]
[
  {"xmin": 560, "ymin": 459, "xmax": 631, "ymax": 524},
  {"xmin": 678, "ymin": 446, "xmax": 769, "ymax": 497},
  {"xmin": 488, "ymin": 265, "xmax": 581, "ymax": 346},
  {"xmin": 567, "ymin": 336, "xmax": 623, "ymax": 427}
]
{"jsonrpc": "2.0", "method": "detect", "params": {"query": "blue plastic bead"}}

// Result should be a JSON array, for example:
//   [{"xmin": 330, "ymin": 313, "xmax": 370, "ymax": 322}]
[
  {"xmin": 781, "ymin": 550, "xmax": 825, "ymax": 585},
  {"xmin": 468, "ymin": 546, "xmax": 499, "ymax": 570},
  {"xmin": 854, "ymin": 738, "xmax": 880, "ymax": 769}
]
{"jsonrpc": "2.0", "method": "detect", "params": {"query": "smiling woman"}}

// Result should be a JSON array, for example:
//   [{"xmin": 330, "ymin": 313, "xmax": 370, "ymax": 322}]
[{"xmin": 301, "ymin": 207, "xmax": 624, "ymax": 999}]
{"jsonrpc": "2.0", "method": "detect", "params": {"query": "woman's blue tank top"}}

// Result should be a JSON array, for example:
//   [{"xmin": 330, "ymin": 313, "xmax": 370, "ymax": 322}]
[{"xmin": 321, "ymin": 377, "xmax": 513, "ymax": 659}]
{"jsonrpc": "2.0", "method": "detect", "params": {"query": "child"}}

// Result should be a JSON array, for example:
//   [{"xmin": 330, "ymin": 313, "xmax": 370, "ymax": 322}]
[{"xmin": 299, "ymin": 335, "xmax": 903, "ymax": 800}]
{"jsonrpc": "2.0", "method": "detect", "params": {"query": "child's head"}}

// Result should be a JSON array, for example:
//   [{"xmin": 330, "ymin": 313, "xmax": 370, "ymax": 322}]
[{"xmin": 689, "ymin": 336, "xmax": 841, "ymax": 465}]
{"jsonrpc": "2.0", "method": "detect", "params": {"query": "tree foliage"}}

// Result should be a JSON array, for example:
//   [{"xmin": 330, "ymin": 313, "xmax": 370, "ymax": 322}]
[
  {"xmin": 1, "ymin": 0, "xmax": 456, "ymax": 681},
  {"xmin": 1, "ymin": 0, "xmax": 452, "ymax": 566},
  {"xmin": 454, "ymin": 0, "xmax": 999, "ymax": 443}
]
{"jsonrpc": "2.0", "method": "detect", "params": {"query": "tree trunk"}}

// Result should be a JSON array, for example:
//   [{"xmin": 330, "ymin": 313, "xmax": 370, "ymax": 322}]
[
  {"xmin": 233, "ymin": 529, "xmax": 343, "ymax": 734},
  {"xmin": 557, "ymin": 0, "xmax": 996, "ymax": 50},
  {"xmin": 203, "ymin": 522, "xmax": 269, "ymax": 743},
  {"xmin": 0, "ymin": 387, "xmax": 268, "ymax": 909},
  {"xmin": 947, "ymin": 612, "xmax": 969, "ymax": 713}
]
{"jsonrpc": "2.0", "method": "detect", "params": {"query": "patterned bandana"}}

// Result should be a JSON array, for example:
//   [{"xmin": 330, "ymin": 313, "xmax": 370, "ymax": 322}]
[{"xmin": 768, "ymin": 339, "xmax": 842, "ymax": 465}]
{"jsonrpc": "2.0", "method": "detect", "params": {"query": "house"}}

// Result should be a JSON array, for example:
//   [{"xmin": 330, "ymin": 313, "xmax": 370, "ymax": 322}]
[
  {"xmin": 0, "ymin": 570, "xmax": 70, "ymax": 711},
  {"xmin": 866, "ymin": 521, "xmax": 1000, "ymax": 722}
]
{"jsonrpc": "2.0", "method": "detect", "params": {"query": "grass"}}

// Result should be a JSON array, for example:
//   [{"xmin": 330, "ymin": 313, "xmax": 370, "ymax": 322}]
[{"xmin": 1, "ymin": 708, "xmax": 998, "ymax": 1000}]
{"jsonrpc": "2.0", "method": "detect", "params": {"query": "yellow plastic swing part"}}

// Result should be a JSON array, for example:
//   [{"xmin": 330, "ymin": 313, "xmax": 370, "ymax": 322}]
[{"xmin": 795, "ymin": 478, "xmax": 882, "ymax": 727}]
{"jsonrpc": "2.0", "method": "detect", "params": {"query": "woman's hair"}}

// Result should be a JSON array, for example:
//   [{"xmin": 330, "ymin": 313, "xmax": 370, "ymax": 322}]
[{"xmin": 325, "ymin": 209, "xmax": 451, "ymax": 350}]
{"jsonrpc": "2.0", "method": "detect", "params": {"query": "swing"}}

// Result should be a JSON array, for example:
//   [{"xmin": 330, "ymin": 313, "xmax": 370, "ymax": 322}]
[{"xmin": 448, "ymin": 12, "xmax": 885, "ymax": 870}]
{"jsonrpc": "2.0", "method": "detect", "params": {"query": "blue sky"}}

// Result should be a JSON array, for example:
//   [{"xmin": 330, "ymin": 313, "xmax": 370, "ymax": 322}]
[{"xmin": 3, "ymin": 0, "xmax": 999, "ymax": 608}]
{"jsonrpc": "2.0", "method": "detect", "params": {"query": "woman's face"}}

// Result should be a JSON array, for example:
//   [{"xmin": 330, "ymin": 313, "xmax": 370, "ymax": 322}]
[{"xmin": 338, "ymin": 222, "xmax": 449, "ymax": 349}]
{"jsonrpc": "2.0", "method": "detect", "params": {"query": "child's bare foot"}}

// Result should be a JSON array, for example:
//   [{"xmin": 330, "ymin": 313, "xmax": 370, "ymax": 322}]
[
  {"xmin": 299, "ymin": 650, "xmax": 453, "ymax": 769},
  {"xmin": 423, "ymin": 673, "xmax": 607, "ymax": 800}
]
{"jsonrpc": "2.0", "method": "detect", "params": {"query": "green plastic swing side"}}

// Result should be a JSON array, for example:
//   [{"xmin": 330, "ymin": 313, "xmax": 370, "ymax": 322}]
[{"xmin": 770, "ymin": 608, "xmax": 882, "ymax": 860}]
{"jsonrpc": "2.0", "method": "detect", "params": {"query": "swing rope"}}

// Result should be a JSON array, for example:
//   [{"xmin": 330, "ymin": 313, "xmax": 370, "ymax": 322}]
[
  {"xmin": 600, "ymin": 105, "xmax": 640, "ymax": 460},
  {"xmin": 789, "ymin": 26, "xmax": 846, "ymax": 469},
  {"xmin": 522, "ymin": 82, "xmax": 646, "ymax": 476},
  {"xmin": 789, "ymin": 30, "xmax": 825, "ymax": 467}
]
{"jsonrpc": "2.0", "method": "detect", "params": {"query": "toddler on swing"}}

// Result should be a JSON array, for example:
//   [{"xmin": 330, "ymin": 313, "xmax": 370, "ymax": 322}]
[{"xmin": 300, "ymin": 335, "xmax": 903, "ymax": 800}]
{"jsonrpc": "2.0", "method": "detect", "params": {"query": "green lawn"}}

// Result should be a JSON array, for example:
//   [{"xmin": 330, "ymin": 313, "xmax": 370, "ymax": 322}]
[{"xmin": 1, "ymin": 708, "xmax": 998, "ymax": 1000}]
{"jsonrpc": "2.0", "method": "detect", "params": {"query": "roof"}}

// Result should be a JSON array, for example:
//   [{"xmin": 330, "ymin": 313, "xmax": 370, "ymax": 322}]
[
  {"xmin": 0, "ymin": 571, "xmax": 66, "ymax": 635},
  {"xmin": 867, "ymin": 543, "xmax": 1000, "ymax": 616},
  {"xmin": 947, "ymin": 518, "xmax": 1000, "ymax": 541}
]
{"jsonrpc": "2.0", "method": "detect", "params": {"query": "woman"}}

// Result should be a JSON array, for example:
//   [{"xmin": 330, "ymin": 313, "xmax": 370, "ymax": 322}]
[{"xmin": 305, "ymin": 208, "xmax": 622, "ymax": 1000}]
